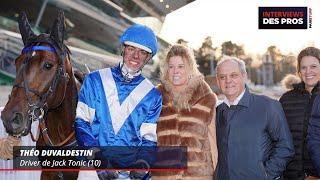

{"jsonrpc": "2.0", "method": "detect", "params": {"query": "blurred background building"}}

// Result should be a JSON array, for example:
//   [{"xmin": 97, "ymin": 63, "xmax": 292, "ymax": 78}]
[
  {"xmin": 0, "ymin": 1, "xmax": 194, "ymax": 179},
  {"xmin": 0, "ymin": 0, "xmax": 301, "ymax": 101},
  {"xmin": 0, "ymin": 0, "xmax": 194, "ymax": 85}
]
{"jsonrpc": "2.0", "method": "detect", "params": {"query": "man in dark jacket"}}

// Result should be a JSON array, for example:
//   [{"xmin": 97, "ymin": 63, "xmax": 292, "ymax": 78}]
[
  {"xmin": 307, "ymin": 95, "xmax": 320, "ymax": 175},
  {"xmin": 215, "ymin": 56, "xmax": 295, "ymax": 180}
]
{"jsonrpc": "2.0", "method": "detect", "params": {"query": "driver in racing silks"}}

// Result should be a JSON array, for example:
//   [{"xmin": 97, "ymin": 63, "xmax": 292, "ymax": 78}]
[{"xmin": 75, "ymin": 24, "xmax": 162, "ymax": 180}]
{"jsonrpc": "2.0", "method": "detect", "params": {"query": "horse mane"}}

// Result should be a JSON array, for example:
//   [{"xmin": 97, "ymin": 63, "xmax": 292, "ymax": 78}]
[{"xmin": 73, "ymin": 69, "xmax": 86, "ymax": 84}]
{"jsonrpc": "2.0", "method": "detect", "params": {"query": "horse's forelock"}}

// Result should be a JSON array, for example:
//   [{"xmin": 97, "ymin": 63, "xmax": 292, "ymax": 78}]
[{"xmin": 24, "ymin": 33, "xmax": 70, "ymax": 64}]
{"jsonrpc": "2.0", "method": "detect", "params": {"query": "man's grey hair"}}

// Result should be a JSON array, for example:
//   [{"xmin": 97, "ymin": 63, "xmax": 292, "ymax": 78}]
[{"xmin": 215, "ymin": 56, "xmax": 247, "ymax": 75}]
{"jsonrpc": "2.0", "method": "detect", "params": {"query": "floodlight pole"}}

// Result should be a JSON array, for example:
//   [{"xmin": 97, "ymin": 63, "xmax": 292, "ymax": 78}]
[{"xmin": 35, "ymin": 0, "xmax": 49, "ymax": 29}]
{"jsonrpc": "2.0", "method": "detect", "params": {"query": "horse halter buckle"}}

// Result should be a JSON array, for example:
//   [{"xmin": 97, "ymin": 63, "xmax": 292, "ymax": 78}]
[{"xmin": 28, "ymin": 104, "xmax": 45, "ymax": 122}]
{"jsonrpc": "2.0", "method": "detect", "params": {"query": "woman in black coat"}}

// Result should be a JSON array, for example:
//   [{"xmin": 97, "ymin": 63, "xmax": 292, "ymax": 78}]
[
  {"xmin": 280, "ymin": 47, "xmax": 320, "ymax": 180},
  {"xmin": 307, "ymin": 94, "xmax": 320, "ymax": 176}
]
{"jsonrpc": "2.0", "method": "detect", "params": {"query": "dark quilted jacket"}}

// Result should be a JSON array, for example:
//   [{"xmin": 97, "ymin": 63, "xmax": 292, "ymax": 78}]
[{"xmin": 280, "ymin": 82, "xmax": 319, "ymax": 179}]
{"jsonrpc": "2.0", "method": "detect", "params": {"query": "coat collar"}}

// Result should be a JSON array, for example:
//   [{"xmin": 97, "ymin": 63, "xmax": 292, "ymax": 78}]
[
  {"xmin": 223, "ymin": 89, "xmax": 245, "ymax": 107},
  {"xmin": 159, "ymin": 74, "xmax": 212, "ymax": 111},
  {"xmin": 292, "ymin": 81, "xmax": 320, "ymax": 94},
  {"xmin": 111, "ymin": 64, "xmax": 143, "ymax": 84},
  {"xmin": 236, "ymin": 86, "xmax": 251, "ymax": 108}
]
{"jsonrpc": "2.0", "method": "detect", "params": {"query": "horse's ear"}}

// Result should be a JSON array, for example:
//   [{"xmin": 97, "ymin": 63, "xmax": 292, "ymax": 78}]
[
  {"xmin": 50, "ymin": 10, "xmax": 65, "ymax": 49},
  {"xmin": 18, "ymin": 12, "xmax": 36, "ymax": 46}
]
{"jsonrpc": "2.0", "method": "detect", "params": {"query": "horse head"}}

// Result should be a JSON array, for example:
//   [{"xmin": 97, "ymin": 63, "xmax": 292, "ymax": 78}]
[{"xmin": 1, "ymin": 11, "xmax": 75, "ymax": 138}]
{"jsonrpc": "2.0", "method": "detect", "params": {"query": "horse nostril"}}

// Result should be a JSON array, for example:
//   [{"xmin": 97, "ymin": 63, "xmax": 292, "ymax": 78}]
[{"xmin": 12, "ymin": 112, "xmax": 23, "ymax": 125}]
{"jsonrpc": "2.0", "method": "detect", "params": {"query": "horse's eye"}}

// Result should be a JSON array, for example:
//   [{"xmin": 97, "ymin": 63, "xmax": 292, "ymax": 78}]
[{"xmin": 43, "ymin": 62, "xmax": 53, "ymax": 70}]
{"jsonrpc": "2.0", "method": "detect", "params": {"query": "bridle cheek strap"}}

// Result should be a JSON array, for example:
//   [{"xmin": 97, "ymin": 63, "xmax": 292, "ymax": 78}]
[{"xmin": 18, "ymin": 45, "xmax": 75, "ymax": 146}]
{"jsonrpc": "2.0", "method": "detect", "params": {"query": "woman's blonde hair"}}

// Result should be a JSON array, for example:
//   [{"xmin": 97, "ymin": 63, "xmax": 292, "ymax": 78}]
[{"xmin": 160, "ymin": 44, "xmax": 201, "ymax": 82}]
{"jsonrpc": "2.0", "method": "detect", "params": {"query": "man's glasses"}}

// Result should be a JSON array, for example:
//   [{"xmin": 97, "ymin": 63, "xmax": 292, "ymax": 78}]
[{"xmin": 124, "ymin": 45, "xmax": 150, "ymax": 59}]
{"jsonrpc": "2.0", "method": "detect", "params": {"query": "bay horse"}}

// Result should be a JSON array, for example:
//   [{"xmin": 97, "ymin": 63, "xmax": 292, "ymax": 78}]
[{"xmin": 1, "ymin": 11, "xmax": 80, "ymax": 180}]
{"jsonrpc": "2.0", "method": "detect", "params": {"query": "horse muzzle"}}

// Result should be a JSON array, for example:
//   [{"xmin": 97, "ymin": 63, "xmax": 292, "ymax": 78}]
[{"xmin": 1, "ymin": 111, "xmax": 30, "ymax": 137}]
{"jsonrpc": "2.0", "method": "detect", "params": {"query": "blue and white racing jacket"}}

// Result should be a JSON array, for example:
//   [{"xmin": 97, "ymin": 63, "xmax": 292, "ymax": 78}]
[{"xmin": 75, "ymin": 65, "xmax": 162, "ymax": 147}]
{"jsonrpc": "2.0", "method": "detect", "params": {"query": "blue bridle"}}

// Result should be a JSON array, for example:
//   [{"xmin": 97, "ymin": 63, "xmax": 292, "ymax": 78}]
[{"xmin": 22, "ymin": 45, "xmax": 56, "ymax": 54}]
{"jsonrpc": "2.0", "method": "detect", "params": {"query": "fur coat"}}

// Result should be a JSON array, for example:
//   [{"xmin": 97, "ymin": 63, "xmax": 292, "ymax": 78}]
[
  {"xmin": 0, "ymin": 136, "xmax": 21, "ymax": 159},
  {"xmin": 153, "ymin": 75, "xmax": 218, "ymax": 180}
]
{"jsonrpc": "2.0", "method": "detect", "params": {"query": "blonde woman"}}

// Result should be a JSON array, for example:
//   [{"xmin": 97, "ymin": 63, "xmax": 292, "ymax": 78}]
[{"xmin": 153, "ymin": 44, "xmax": 218, "ymax": 179}]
